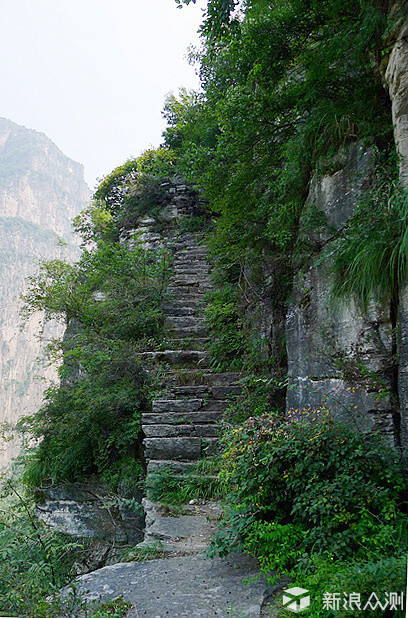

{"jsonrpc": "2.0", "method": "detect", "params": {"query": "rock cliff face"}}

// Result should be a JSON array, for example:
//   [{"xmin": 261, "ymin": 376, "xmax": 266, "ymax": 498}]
[
  {"xmin": 286, "ymin": 144, "xmax": 395, "ymax": 440},
  {"xmin": 284, "ymin": 4, "xmax": 408, "ymax": 453},
  {"xmin": 384, "ymin": 4, "xmax": 408, "ymax": 457},
  {"xmin": 0, "ymin": 118, "xmax": 89, "ymax": 467}
]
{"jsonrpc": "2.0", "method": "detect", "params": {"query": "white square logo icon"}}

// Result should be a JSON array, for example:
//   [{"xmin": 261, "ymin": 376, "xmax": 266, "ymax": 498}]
[{"xmin": 282, "ymin": 587, "xmax": 310, "ymax": 613}]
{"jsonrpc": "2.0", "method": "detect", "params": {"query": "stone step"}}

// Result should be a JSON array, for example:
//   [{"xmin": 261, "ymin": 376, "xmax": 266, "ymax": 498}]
[
  {"xmin": 172, "ymin": 260, "xmax": 208, "ymax": 268},
  {"xmin": 169, "ymin": 276, "xmax": 210, "ymax": 285},
  {"xmin": 164, "ymin": 316, "xmax": 205, "ymax": 329},
  {"xmin": 172, "ymin": 260, "xmax": 209, "ymax": 268},
  {"xmin": 144, "ymin": 437, "xmax": 202, "ymax": 461},
  {"xmin": 169, "ymin": 270, "xmax": 211, "ymax": 285},
  {"xmin": 167, "ymin": 338, "xmax": 209, "ymax": 351},
  {"xmin": 152, "ymin": 398, "xmax": 204, "ymax": 414},
  {"xmin": 161, "ymin": 384, "xmax": 242, "ymax": 399},
  {"xmin": 167, "ymin": 326, "xmax": 208, "ymax": 339},
  {"xmin": 172, "ymin": 242, "xmax": 207, "ymax": 250},
  {"xmin": 172, "ymin": 250, "xmax": 207, "ymax": 258},
  {"xmin": 136, "ymin": 350, "xmax": 210, "ymax": 368},
  {"xmin": 143, "ymin": 437, "xmax": 219, "ymax": 461},
  {"xmin": 142, "ymin": 410, "xmax": 225, "ymax": 425},
  {"xmin": 167, "ymin": 282, "xmax": 212, "ymax": 292},
  {"xmin": 143, "ymin": 424, "xmax": 219, "ymax": 438},
  {"xmin": 173, "ymin": 250, "xmax": 207, "ymax": 258},
  {"xmin": 167, "ymin": 287, "xmax": 206, "ymax": 300},
  {"xmin": 151, "ymin": 398, "xmax": 228, "ymax": 414},
  {"xmin": 168, "ymin": 370, "xmax": 242, "ymax": 386},
  {"xmin": 163, "ymin": 298, "xmax": 206, "ymax": 308},
  {"xmin": 169, "ymin": 284, "xmax": 212, "ymax": 293},
  {"xmin": 172, "ymin": 265, "xmax": 210, "ymax": 273},
  {"xmin": 153, "ymin": 385, "xmax": 209, "ymax": 400},
  {"xmin": 172, "ymin": 258, "xmax": 208, "ymax": 266},
  {"xmin": 173, "ymin": 256, "xmax": 209, "ymax": 263},
  {"xmin": 162, "ymin": 305, "xmax": 197, "ymax": 316},
  {"xmin": 146, "ymin": 460, "xmax": 197, "ymax": 476},
  {"xmin": 167, "ymin": 286, "xmax": 207, "ymax": 296}
]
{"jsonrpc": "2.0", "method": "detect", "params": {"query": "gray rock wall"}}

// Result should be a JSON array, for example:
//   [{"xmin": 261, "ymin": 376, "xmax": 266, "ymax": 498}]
[
  {"xmin": 0, "ymin": 119, "xmax": 89, "ymax": 469},
  {"xmin": 286, "ymin": 143, "xmax": 395, "ymax": 440},
  {"xmin": 385, "ymin": 8, "xmax": 408, "ymax": 455}
]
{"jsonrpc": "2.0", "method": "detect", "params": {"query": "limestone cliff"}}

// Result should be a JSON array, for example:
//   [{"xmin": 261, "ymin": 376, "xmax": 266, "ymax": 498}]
[
  {"xmin": 284, "ymin": 3, "xmax": 408, "ymax": 452},
  {"xmin": 286, "ymin": 144, "xmax": 395, "ymax": 439},
  {"xmin": 0, "ymin": 118, "xmax": 89, "ymax": 467},
  {"xmin": 383, "ymin": 2, "xmax": 408, "ymax": 457}
]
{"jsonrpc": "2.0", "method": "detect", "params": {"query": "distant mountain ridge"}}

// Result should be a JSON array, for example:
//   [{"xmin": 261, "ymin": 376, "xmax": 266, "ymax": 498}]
[
  {"xmin": 0, "ymin": 118, "xmax": 89, "ymax": 468},
  {"xmin": 0, "ymin": 118, "xmax": 89, "ymax": 237}
]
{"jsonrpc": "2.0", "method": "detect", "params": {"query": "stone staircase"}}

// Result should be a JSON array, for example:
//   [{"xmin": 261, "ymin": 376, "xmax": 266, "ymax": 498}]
[{"xmin": 141, "ymin": 232, "xmax": 241, "ymax": 486}]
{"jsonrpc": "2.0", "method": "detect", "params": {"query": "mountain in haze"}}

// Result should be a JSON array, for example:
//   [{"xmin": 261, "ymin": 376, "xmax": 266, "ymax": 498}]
[{"xmin": 0, "ymin": 118, "xmax": 89, "ymax": 468}]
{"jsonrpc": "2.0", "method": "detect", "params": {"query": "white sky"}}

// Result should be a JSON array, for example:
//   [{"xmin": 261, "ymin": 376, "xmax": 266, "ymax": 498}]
[{"xmin": 0, "ymin": 0, "xmax": 206, "ymax": 190}]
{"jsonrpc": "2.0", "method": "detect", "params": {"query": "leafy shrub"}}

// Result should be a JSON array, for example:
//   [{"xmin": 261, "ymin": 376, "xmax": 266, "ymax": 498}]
[
  {"xmin": 210, "ymin": 409, "xmax": 408, "ymax": 574},
  {"xmin": 0, "ymin": 481, "xmax": 89, "ymax": 616},
  {"xmin": 224, "ymin": 374, "xmax": 288, "ymax": 424},
  {"xmin": 21, "ymin": 242, "xmax": 168, "ymax": 487},
  {"xmin": 298, "ymin": 555, "xmax": 405, "ymax": 617}
]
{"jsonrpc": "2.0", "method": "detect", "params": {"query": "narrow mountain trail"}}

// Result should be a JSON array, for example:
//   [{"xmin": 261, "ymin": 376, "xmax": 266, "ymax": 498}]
[
  {"xmin": 72, "ymin": 500, "xmax": 270, "ymax": 617},
  {"xmin": 69, "ymin": 226, "xmax": 275, "ymax": 617}
]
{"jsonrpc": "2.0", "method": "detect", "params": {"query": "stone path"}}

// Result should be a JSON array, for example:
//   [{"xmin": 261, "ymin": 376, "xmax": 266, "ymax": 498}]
[
  {"xmin": 74, "ymin": 553, "xmax": 267, "ymax": 617},
  {"xmin": 141, "ymin": 232, "xmax": 241, "ymax": 488},
  {"xmin": 71, "ymin": 223, "xmax": 276, "ymax": 616},
  {"xmin": 138, "ymin": 499, "xmax": 223, "ymax": 555},
  {"xmin": 71, "ymin": 499, "xmax": 270, "ymax": 617}
]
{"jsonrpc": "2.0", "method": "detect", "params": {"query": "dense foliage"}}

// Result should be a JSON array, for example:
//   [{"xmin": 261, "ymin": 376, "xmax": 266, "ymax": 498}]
[
  {"xmin": 166, "ymin": 0, "xmax": 392, "ymax": 252},
  {"xmin": 6, "ymin": 0, "xmax": 408, "ymax": 612},
  {"xmin": 165, "ymin": 0, "xmax": 397, "ymax": 375},
  {"xmin": 21, "ymin": 177, "xmax": 170, "ymax": 488},
  {"xmin": 210, "ymin": 410, "xmax": 408, "ymax": 614}
]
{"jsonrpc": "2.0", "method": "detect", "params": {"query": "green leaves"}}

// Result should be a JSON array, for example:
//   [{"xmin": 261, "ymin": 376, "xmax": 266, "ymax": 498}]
[
  {"xmin": 0, "ymin": 483, "xmax": 88, "ymax": 616},
  {"xmin": 164, "ymin": 0, "xmax": 391, "ymax": 272},
  {"xmin": 213, "ymin": 410, "xmax": 408, "ymax": 569},
  {"xmin": 331, "ymin": 179, "xmax": 408, "ymax": 308},
  {"xmin": 21, "ymin": 224, "xmax": 168, "ymax": 486}
]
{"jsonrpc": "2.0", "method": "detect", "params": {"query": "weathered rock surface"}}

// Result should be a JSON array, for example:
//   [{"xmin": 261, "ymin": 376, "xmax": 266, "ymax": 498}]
[
  {"xmin": 0, "ymin": 118, "xmax": 89, "ymax": 468},
  {"xmin": 36, "ymin": 482, "xmax": 144, "ymax": 545},
  {"xmin": 73, "ymin": 553, "xmax": 267, "ymax": 617},
  {"xmin": 286, "ymin": 143, "xmax": 395, "ymax": 439},
  {"xmin": 385, "ymin": 9, "xmax": 408, "ymax": 456}
]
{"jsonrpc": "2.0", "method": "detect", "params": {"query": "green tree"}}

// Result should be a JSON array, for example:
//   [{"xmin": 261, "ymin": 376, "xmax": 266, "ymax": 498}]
[{"xmin": 20, "ymin": 158, "xmax": 171, "ymax": 487}]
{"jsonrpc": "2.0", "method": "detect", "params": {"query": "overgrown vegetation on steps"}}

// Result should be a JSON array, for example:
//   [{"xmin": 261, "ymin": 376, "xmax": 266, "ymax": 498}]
[
  {"xmin": 150, "ymin": 1, "xmax": 408, "ymax": 611},
  {"xmin": 2, "ymin": 0, "xmax": 408, "ymax": 613},
  {"xmin": 152, "ymin": 411, "xmax": 408, "ymax": 616},
  {"xmin": 148, "ymin": 456, "xmax": 225, "ymax": 504}
]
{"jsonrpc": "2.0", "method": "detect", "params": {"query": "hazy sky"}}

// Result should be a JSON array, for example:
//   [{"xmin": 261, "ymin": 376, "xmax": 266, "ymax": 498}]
[{"xmin": 0, "ymin": 0, "xmax": 206, "ymax": 189}]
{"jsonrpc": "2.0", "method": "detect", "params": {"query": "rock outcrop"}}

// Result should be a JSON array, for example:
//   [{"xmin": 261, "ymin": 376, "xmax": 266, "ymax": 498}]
[
  {"xmin": 384, "ymin": 5, "xmax": 408, "ymax": 457},
  {"xmin": 0, "ymin": 118, "xmax": 89, "ymax": 467},
  {"xmin": 286, "ymin": 143, "xmax": 395, "ymax": 440}
]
